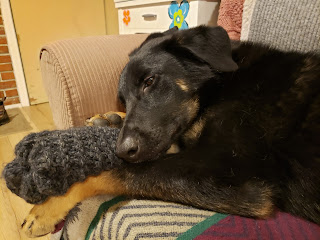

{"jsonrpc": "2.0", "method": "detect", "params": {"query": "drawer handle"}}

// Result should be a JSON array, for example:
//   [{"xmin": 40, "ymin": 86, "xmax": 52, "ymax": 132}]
[{"xmin": 142, "ymin": 14, "xmax": 157, "ymax": 19}]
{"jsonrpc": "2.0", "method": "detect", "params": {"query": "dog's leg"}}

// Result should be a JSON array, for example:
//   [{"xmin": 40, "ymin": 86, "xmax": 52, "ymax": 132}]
[
  {"xmin": 119, "ymin": 166, "xmax": 276, "ymax": 220},
  {"xmin": 23, "ymin": 166, "xmax": 275, "ymax": 237},
  {"xmin": 22, "ymin": 171, "xmax": 125, "ymax": 238}
]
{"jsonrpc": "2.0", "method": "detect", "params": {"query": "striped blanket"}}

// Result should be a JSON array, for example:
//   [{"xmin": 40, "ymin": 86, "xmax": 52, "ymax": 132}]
[{"xmin": 52, "ymin": 196, "xmax": 320, "ymax": 240}]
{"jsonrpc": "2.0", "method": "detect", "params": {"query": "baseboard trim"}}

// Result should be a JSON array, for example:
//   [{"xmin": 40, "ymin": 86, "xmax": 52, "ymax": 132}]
[{"xmin": 5, "ymin": 103, "xmax": 22, "ymax": 109}]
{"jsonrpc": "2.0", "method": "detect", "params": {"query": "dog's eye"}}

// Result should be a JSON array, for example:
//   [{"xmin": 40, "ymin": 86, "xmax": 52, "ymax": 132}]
[{"xmin": 143, "ymin": 76, "xmax": 154, "ymax": 90}]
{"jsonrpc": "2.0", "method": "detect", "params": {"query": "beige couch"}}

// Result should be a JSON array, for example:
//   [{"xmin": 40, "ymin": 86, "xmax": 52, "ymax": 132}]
[{"xmin": 40, "ymin": 34, "xmax": 148, "ymax": 129}]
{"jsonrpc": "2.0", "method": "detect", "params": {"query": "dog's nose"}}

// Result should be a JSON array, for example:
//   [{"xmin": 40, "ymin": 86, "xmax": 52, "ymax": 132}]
[{"xmin": 116, "ymin": 136, "xmax": 140, "ymax": 162}]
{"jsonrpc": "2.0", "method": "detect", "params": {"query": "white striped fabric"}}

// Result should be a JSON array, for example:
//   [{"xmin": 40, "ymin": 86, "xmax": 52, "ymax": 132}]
[{"xmin": 58, "ymin": 195, "xmax": 215, "ymax": 240}]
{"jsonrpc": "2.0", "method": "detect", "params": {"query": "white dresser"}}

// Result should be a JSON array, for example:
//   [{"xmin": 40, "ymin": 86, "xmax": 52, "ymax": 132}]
[{"xmin": 114, "ymin": 0, "xmax": 220, "ymax": 34}]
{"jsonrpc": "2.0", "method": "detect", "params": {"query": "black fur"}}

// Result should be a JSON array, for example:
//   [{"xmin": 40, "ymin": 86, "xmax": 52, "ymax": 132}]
[{"xmin": 114, "ymin": 26, "xmax": 320, "ymax": 223}]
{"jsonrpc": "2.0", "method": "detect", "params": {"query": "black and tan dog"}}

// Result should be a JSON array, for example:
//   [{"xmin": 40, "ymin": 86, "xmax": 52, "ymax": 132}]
[{"xmin": 22, "ymin": 26, "xmax": 320, "ymax": 237}]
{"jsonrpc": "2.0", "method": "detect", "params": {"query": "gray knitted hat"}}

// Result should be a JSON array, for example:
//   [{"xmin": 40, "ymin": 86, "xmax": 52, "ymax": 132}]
[{"xmin": 2, "ymin": 126, "xmax": 123, "ymax": 204}]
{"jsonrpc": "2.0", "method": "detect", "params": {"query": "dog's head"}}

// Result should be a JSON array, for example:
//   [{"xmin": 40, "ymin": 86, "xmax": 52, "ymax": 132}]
[{"xmin": 116, "ymin": 26, "xmax": 237, "ymax": 163}]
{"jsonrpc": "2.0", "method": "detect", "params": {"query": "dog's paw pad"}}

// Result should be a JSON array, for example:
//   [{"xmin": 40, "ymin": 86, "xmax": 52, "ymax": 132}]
[
  {"xmin": 103, "ymin": 112, "xmax": 123, "ymax": 127},
  {"xmin": 85, "ymin": 114, "xmax": 103, "ymax": 126},
  {"xmin": 85, "ymin": 112, "xmax": 125, "ymax": 128},
  {"xmin": 92, "ymin": 118, "xmax": 110, "ymax": 127}
]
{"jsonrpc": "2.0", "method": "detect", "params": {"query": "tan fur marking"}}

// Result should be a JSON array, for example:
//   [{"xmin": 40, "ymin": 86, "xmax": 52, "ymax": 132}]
[
  {"xmin": 252, "ymin": 187, "xmax": 274, "ymax": 219},
  {"xmin": 182, "ymin": 97, "xmax": 199, "ymax": 121},
  {"xmin": 184, "ymin": 117, "xmax": 206, "ymax": 142},
  {"xmin": 255, "ymin": 199, "xmax": 274, "ymax": 219},
  {"xmin": 166, "ymin": 143, "xmax": 180, "ymax": 154},
  {"xmin": 22, "ymin": 171, "xmax": 126, "ymax": 237},
  {"xmin": 68, "ymin": 171, "xmax": 126, "ymax": 198},
  {"xmin": 176, "ymin": 79, "xmax": 189, "ymax": 92}
]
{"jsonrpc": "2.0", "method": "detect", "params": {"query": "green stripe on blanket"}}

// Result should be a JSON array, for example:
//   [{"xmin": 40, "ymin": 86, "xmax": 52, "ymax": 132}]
[
  {"xmin": 85, "ymin": 197, "xmax": 226, "ymax": 240},
  {"xmin": 176, "ymin": 213, "xmax": 228, "ymax": 240},
  {"xmin": 85, "ymin": 196, "xmax": 126, "ymax": 240}
]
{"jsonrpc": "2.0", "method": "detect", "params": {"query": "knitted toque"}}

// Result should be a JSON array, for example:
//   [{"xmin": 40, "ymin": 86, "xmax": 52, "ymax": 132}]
[{"xmin": 2, "ymin": 127, "xmax": 123, "ymax": 204}]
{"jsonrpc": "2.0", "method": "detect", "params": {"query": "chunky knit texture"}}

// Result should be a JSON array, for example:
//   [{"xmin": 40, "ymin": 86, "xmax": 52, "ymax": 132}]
[{"xmin": 2, "ymin": 127, "xmax": 122, "ymax": 204}]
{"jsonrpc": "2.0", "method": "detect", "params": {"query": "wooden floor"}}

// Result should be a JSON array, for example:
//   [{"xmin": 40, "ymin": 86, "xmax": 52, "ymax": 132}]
[{"xmin": 0, "ymin": 103, "xmax": 55, "ymax": 240}]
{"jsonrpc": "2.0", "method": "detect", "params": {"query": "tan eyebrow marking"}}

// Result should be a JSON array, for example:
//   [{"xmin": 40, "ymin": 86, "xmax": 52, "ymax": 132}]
[{"xmin": 176, "ymin": 79, "xmax": 189, "ymax": 92}]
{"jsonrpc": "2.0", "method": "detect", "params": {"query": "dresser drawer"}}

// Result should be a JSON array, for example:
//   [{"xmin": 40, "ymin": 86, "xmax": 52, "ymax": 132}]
[
  {"xmin": 115, "ymin": 0, "xmax": 220, "ymax": 34},
  {"xmin": 118, "ymin": 2, "xmax": 173, "ymax": 34}
]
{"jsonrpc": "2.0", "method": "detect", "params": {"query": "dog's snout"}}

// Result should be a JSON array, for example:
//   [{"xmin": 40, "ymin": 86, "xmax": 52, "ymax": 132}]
[{"xmin": 116, "ymin": 136, "xmax": 140, "ymax": 162}]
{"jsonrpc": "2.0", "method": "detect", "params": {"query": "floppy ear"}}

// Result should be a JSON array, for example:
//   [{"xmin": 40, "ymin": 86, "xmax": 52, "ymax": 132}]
[
  {"xmin": 130, "ymin": 27, "xmax": 179, "ymax": 56},
  {"xmin": 171, "ymin": 26, "xmax": 238, "ymax": 72},
  {"xmin": 144, "ymin": 26, "xmax": 179, "ymax": 42}
]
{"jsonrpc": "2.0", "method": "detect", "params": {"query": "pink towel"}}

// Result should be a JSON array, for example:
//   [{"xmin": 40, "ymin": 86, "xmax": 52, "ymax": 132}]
[{"xmin": 218, "ymin": 0, "xmax": 245, "ymax": 40}]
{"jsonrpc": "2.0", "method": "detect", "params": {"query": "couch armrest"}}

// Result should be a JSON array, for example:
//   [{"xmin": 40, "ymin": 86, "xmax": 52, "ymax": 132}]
[{"xmin": 40, "ymin": 34, "xmax": 148, "ymax": 129}]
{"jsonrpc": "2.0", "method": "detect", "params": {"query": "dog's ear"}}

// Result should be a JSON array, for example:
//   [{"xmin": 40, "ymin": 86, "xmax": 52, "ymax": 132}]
[
  {"xmin": 144, "ymin": 26, "xmax": 179, "ymax": 43},
  {"xmin": 130, "ymin": 27, "xmax": 179, "ymax": 56},
  {"xmin": 169, "ymin": 26, "xmax": 238, "ymax": 72}
]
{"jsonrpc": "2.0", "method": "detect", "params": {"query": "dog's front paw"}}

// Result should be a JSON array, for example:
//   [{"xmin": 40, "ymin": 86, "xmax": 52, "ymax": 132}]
[
  {"xmin": 22, "ymin": 203, "xmax": 66, "ymax": 238},
  {"xmin": 85, "ymin": 111, "xmax": 126, "ymax": 128}
]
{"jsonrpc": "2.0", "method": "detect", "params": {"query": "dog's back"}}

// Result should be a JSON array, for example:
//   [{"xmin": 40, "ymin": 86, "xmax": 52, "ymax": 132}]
[{"xmin": 216, "ymin": 42, "xmax": 320, "ymax": 223}]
